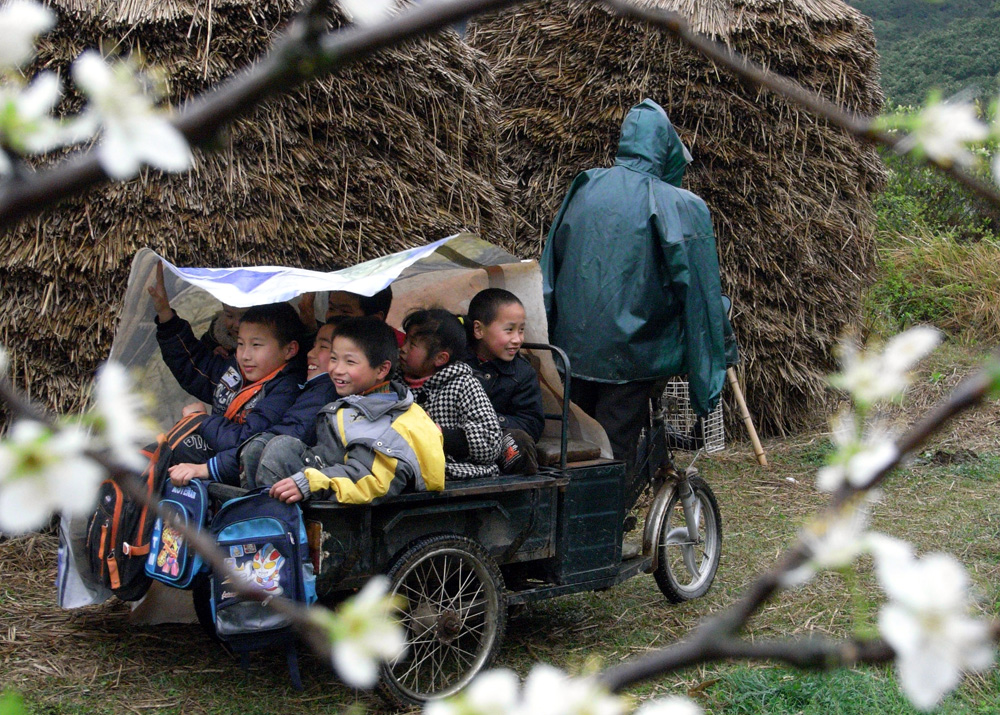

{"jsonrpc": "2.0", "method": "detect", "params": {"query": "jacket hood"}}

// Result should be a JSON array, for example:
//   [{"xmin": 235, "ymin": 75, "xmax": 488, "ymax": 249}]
[{"xmin": 614, "ymin": 98, "xmax": 692, "ymax": 186}]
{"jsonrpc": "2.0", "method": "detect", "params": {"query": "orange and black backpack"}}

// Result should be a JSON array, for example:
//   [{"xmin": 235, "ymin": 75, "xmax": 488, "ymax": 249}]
[{"xmin": 86, "ymin": 413, "xmax": 205, "ymax": 601}]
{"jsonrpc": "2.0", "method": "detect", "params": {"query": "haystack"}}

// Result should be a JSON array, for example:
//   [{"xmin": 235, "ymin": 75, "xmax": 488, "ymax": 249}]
[
  {"xmin": 0, "ymin": 0, "xmax": 516, "ymax": 415},
  {"xmin": 468, "ymin": 0, "xmax": 886, "ymax": 435}
]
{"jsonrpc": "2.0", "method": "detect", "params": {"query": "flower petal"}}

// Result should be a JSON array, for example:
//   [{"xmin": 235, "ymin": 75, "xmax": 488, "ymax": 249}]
[
  {"xmin": 0, "ymin": 476, "xmax": 54, "ymax": 534},
  {"xmin": 131, "ymin": 116, "xmax": 192, "ymax": 173}
]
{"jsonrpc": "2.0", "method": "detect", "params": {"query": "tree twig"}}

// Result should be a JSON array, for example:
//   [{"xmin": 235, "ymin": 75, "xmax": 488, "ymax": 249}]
[{"xmin": 598, "ymin": 0, "xmax": 1000, "ymax": 211}]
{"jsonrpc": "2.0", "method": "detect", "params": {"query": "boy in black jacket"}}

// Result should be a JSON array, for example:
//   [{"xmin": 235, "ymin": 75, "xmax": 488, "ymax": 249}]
[
  {"xmin": 239, "ymin": 321, "xmax": 339, "ymax": 486},
  {"xmin": 148, "ymin": 262, "xmax": 302, "ymax": 486},
  {"xmin": 462, "ymin": 289, "xmax": 544, "ymax": 474}
]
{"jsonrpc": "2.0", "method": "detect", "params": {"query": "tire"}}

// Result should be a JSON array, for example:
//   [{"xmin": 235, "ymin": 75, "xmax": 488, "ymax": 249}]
[
  {"xmin": 653, "ymin": 476, "xmax": 722, "ymax": 603},
  {"xmin": 378, "ymin": 534, "xmax": 507, "ymax": 707}
]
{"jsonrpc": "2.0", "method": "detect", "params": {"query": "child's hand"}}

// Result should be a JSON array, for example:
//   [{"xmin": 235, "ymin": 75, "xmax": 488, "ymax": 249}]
[
  {"xmin": 168, "ymin": 463, "xmax": 209, "ymax": 486},
  {"xmin": 182, "ymin": 401, "xmax": 207, "ymax": 416},
  {"xmin": 269, "ymin": 478, "xmax": 304, "ymax": 503},
  {"xmin": 147, "ymin": 261, "xmax": 174, "ymax": 323},
  {"xmin": 298, "ymin": 292, "xmax": 318, "ymax": 331},
  {"xmin": 212, "ymin": 345, "xmax": 230, "ymax": 358}
]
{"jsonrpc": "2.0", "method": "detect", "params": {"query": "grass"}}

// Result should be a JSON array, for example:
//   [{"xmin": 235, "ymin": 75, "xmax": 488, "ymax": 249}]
[{"xmin": 2, "ymin": 361, "xmax": 999, "ymax": 714}]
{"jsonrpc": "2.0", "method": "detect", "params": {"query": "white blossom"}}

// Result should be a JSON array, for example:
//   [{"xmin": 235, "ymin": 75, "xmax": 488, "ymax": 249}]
[
  {"xmin": 71, "ymin": 51, "xmax": 191, "ymax": 180},
  {"xmin": 830, "ymin": 341, "xmax": 906, "ymax": 405},
  {"xmin": 519, "ymin": 664, "xmax": 627, "ymax": 715},
  {"xmin": 424, "ymin": 669, "xmax": 521, "ymax": 715},
  {"xmin": 898, "ymin": 100, "xmax": 989, "ymax": 167},
  {"xmin": 0, "ymin": 420, "xmax": 104, "ymax": 534},
  {"xmin": 339, "ymin": 0, "xmax": 394, "ymax": 26},
  {"xmin": 93, "ymin": 362, "xmax": 156, "ymax": 470},
  {"xmin": 816, "ymin": 412, "xmax": 898, "ymax": 492},
  {"xmin": 881, "ymin": 326, "xmax": 942, "ymax": 374},
  {"xmin": 315, "ymin": 575, "xmax": 406, "ymax": 688},
  {"xmin": 875, "ymin": 550, "xmax": 994, "ymax": 710},
  {"xmin": 633, "ymin": 697, "xmax": 703, "ymax": 715},
  {"xmin": 782, "ymin": 500, "xmax": 871, "ymax": 587},
  {"xmin": 0, "ymin": 72, "xmax": 72, "ymax": 172},
  {"xmin": 832, "ymin": 329, "xmax": 942, "ymax": 406},
  {"xmin": 0, "ymin": 0, "xmax": 55, "ymax": 70}
]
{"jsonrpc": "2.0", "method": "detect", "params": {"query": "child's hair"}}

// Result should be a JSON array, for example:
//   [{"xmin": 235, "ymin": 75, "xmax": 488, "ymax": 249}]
[
  {"xmin": 358, "ymin": 286, "xmax": 393, "ymax": 318},
  {"xmin": 402, "ymin": 309, "xmax": 466, "ymax": 365},
  {"xmin": 333, "ymin": 316, "xmax": 399, "ymax": 372},
  {"xmin": 240, "ymin": 303, "xmax": 305, "ymax": 347},
  {"xmin": 466, "ymin": 288, "xmax": 524, "ymax": 342}
]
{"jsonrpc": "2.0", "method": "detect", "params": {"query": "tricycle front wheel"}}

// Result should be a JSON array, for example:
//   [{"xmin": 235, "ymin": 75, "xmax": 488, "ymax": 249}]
[
  {"xmin": 653, "ymin": 476, "xmax": 722, "ymax": 603},
  {"xmin": 379, "ymin": 534, "xmax": 507, "ymax": 707}
]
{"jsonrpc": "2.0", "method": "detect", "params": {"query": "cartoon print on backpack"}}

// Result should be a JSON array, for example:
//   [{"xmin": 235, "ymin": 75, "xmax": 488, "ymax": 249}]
[
  {"xmin": 155, "ymin": 526, "xmax": 182, "ymax": 577},
  {"xmin": 222, "ymin": 543, "xmax": 286, "ymax": 597}
]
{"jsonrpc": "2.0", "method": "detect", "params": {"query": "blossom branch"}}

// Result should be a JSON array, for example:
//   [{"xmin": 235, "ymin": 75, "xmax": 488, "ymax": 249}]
[
  {"xmin": 599, "ymin": 0, "xmax": 1000, "ymax": 211},
  {"xmin": 0, "ymin": 0, "xmax": 520, "ymax": 230},
  {"xmin": 598, "ymin": 352, "xmax": 1000, "ymax": 693}
]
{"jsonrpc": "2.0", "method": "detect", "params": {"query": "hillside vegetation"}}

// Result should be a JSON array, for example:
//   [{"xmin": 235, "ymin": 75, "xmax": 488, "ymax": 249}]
[{"xmin": 849, "ymin": 0, "xmax": 1000, "ymax": 106}]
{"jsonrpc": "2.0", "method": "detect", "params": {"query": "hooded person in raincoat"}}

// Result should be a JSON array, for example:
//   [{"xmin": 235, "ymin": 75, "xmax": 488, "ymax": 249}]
[{"xmin": 540, "ymin": 98, "xmax": 734, "ymax": 468}]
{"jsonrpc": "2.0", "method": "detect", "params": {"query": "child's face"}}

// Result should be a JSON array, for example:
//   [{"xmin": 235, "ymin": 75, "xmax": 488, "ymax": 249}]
[
  {"xmin": 399, "ymin": 333, "xmax": 444, "ymax": 379},
  {"xmin": 306, "ymin": 323, "xmax": 336, "ymax": 381},
  {"xmin": 328, "ymin": 335, "xmax": 390, "ymax": 396},
  {"xmin": 221, "ymin": 304, "xmax": 245, "ymax": 340},
  {"xmin": 237, "ymin": 322, "xmax": 295, "ymax": 383},
  {"xmin": 325, "ymin": 291, "xmax": 366, "ymax": 322},
  {"xmin": 474, "ymin": 302, "xmax": 526, "ymax": 362}
]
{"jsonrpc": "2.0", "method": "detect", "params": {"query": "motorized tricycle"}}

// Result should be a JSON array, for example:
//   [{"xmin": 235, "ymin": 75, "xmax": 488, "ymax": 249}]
[{"xmin": 109, "ymin": 236, "xmax": 724, "ymax": 707}]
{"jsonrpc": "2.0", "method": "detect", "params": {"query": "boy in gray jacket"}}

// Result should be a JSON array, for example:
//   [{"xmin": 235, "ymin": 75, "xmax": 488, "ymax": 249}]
[{"xmin": 258, "ymin": 317, "xmax": 445, "ymax": 505}]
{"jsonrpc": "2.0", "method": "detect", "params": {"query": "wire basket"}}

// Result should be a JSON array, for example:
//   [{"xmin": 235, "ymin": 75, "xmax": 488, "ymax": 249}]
[{"xmin": 661, "ymin": 378, "xmax": 725, "ymax": 453}]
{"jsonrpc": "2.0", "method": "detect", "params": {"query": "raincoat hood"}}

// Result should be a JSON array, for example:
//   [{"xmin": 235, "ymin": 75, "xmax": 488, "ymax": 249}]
[{"xmin": 614, "ymin": 99, "xmax": 692, "ymax": 186}]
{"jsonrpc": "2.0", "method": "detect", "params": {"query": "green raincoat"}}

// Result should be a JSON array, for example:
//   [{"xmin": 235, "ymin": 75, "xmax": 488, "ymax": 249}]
[{"xmin": 540, "ymin": 99, "xmax": 734, "ymax": 416}]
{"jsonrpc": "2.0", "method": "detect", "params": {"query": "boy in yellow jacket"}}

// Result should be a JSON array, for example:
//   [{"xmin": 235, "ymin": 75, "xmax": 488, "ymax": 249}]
[{"xmin": 258, "ymin": 317, "xmax": 445, "ymax": 504}]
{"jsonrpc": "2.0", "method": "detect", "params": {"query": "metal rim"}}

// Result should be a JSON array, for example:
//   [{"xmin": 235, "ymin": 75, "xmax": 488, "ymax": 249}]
[
  {"xmin": 386, "ymin": 546, "xmax": 501, "ymax": 700},
  {"xmin": 661, "ymin": 487, "xmax": 720, "ymax": 595}
]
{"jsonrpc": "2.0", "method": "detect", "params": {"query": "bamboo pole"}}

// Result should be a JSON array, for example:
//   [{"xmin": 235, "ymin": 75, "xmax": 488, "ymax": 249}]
[{"xmin": 727, "ymin": 367, "xmax": 767, "ymax": 468}]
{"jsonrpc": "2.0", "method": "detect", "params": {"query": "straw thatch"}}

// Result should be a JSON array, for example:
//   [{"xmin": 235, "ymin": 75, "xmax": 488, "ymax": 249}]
[
  {"xmin": 1, "ymin": 0, "xmax": 516, "ymax": 415},
  {"xmin": 468, "ymin": 0, "xmax": 886, "ymax": 435}
]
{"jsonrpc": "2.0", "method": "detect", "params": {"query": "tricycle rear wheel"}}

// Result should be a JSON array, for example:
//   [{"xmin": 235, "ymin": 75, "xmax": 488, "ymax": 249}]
[
  {"xmin": 653, "ymin": 476, "xmax": 722, "ymax": 602},
  {"xmin": 379, "ymin": 534, "xmax": 507, "ymax": 707}
]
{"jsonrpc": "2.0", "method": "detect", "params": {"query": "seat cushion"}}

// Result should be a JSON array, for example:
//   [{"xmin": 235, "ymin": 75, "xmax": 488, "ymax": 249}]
[{"xmin": 536, "ymin": 437, "xmax": 602, "ymax": 466}]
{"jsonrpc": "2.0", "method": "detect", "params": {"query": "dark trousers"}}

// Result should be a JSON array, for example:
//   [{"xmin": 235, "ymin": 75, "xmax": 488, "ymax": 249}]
[{"xmin": 569, "ymin": 377, "xmax": 660, "ymax": 472}]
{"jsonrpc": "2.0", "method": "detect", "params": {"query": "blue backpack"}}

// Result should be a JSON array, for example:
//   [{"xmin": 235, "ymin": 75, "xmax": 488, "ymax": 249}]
[
  {"xmin": 145, "ymin": 479, "xmax": 211, "ymax": 589},
  {"xmin": 207, "ymin": 490, "xmax": 317, "ymax": 689}
]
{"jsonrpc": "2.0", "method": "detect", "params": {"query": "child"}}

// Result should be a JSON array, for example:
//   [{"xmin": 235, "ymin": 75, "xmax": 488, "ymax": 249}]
[
  {"xmin": 400, "ymin": 309, "xmax": 502, "ymax": 480},
  {"xmin": 463, "ymin": 288, "xmax": 544, "ymax": 475},
  {"xmin": 239, "ymin": 321, "xmax": 339, "ymax": 487},
  {"xmin": 299, "ymin": 285, "xmax": 406, "ymax": 346},
  {"xmin": 199, "ymin": 303, "xmax": 245, "ymax": 357},
  {"xmin": 257, "ymin": 317, "xmax": 444, "ymax": 504},
  {"xmin": 148, "ymin": 262, "xmax": 302, "ymax": 486}
]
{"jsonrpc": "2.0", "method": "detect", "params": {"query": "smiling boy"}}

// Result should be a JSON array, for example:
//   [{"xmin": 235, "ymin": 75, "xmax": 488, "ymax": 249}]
[
  {"xmin": 239, "ymin": 321, "xmax": 339, "ymax": 486},
  {"xmin": 148, "ymin": 262, "xmax": 303, "ymax": 486},
  {"xmin": 256, "ymin": 317, "xmax": 444, "ymax": 505}
]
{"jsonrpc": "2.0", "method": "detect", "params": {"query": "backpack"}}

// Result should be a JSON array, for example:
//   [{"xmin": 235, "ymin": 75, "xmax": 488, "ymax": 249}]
[
  {"xmin": 207, "ymin": 489, "xmax": 317, "ymax": 689},
  {"xmin": 144, "ymin": 478, "xmax": 211, "ymax": 589},
  {"xmin": 85, "ymin": 414, "xmax": 206, "ymax": 602}
]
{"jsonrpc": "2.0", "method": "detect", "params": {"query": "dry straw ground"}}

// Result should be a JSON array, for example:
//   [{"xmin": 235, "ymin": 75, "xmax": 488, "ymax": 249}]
[{"xmin": 3, "ymin": 353, "xmax": 998, "ymax": 714}]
